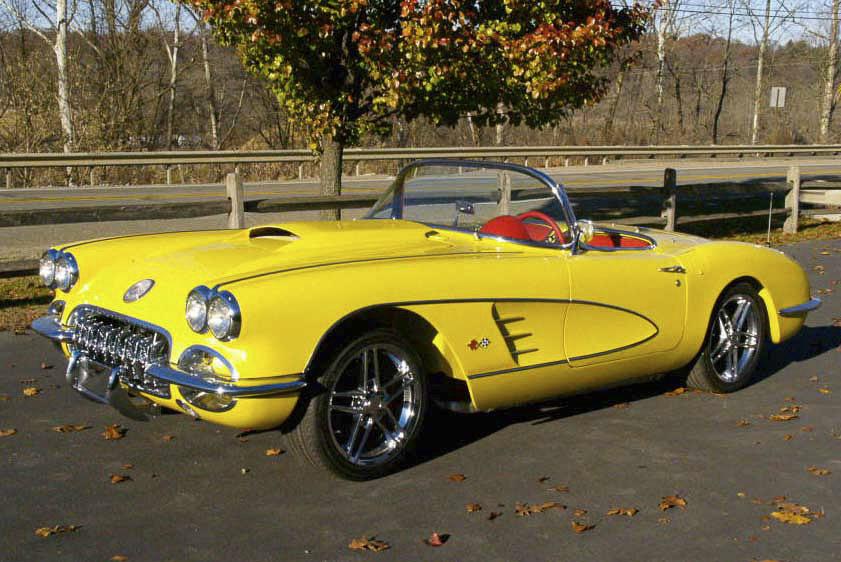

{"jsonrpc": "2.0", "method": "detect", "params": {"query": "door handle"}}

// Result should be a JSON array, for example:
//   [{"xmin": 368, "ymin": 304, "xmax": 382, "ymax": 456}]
[{"xmin": 659, "ymin": 265, "xmax": 686, "ymax": 274}]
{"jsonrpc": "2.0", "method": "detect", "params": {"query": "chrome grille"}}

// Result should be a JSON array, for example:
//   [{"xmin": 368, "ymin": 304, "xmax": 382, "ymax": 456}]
[{"xmin": 69, "ymin": 307, "xmax": 171, "ymax": 397}]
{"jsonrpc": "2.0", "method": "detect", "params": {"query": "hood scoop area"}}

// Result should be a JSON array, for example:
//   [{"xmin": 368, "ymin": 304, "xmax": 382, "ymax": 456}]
[{"xmin": 249, "ymin": 226, "xmax": 299, "ymax": 240}]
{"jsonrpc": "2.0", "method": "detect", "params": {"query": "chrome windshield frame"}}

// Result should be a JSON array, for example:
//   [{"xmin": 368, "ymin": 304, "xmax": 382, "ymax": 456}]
[{"xmin": 365, "ymin": 159, "xmax": 579, "ymax": 244}]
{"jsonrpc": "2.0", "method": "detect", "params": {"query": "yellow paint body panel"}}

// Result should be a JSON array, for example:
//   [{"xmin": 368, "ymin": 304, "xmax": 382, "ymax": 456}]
[{"xmin": 47, "ymin": 220, "xmax": 812, "ymax": 428}]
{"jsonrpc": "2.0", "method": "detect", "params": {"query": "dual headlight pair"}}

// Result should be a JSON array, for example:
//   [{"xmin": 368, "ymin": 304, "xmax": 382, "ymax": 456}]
[
  {"xmin": 39, "ymin": 249, "xmax": 79, "ymax": 292},
  {"xmin": 185, "ymin": 286, "xmax": 241, "ymax": 341}
]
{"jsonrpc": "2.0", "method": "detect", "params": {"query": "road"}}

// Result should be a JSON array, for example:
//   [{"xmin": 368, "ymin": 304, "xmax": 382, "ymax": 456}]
[
  {"xmin": 3, "ymin": 157, "xmax": 841, "ymax": 262},
  {"xmin": 0, "ymin": 239, "xmax": 839, "ymax": 562}
]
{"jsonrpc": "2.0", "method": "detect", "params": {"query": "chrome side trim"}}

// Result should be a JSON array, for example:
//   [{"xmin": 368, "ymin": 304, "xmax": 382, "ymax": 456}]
[
  {"xmin": 779, "ymin": 297, "xmax": 822, "ymax": 317},
  {"xmin": 145, "ymin": 364, "xmax": 306, "ymax": 397},
  {"xmin": 467, "ymin": 358, "xmax": 570, "ymax": 380}
]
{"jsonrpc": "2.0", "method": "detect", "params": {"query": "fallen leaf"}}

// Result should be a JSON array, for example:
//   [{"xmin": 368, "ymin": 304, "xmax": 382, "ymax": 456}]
[
  {"xmin": 23, "ymin": 387, "xmax": 41, "ymax": 397},
  {"xmin": 659, "ymin": 495, "xmax": 687, "ymax": 511},
  {"xmin": 110, "ymin": 474, "xmax": 132, "ymax": 484},
  {"xmin": 664, "ymin": 387, "xmax": 687, "ymax": 397},
  {"xmin": 515, "ymin": 502, "xmax": 564, "ymax": 516},
  {"xmin": 102, "ymin": 425, "xmax": 126, "ymax": 440},
  {"xmin": 783, "ymin": 434, "xmax": 793, "ymax": 441},
  {"xmin": 571, "ymin": 521, "xmax": 595, "ymax": 533},
  {"xmin": 487, "ymin": 511, "xmax": 502, "ymax": 521},
  {"xmin": 265, "ymin": 448, "xmax": 284, "ymax": 456},
  {"xmin": 737, "ymin": 492, "xmax": 746, "ymax": 498},
  {"xmin": 613, "ymin": 402, "xmax": 630, "ymax": 409},
  {"xmin": 537, "ymin": 476, "xmax": 550, "ymax": 483},
  {"xmin": 0, "ymin": 428, "xmax": 16, "ymax": 437},
  {"xmin": 34, "ymin": 525, "xmax": 80, "ymax": 537},
  {"xmin": 161, "ymin": 435, "xmax": 175, "ymax": 442},
  {"xmin": 800, "ymin": 425, "xmax": 814, "ymax": 432},
  {"xmin": 448, "ymin": 473, "xmax": 466, "ymax": 482},
  {"xmin": 465, "ymin": 503, "xmax": 482, "ymax": 513},
  {"xmin": 606, "ymin": 507, "xmax": 638, "ymax": 517},
  {"xmin": 657, "ymin": 517, "xmax": 670, "ymax": 525},
  {"xmin": 737, "ymin": 419, "xmax": 751, "ymax": 427},
  {"xmin": 0, "ymin": 394, "xmax": 9, "ymax": 401},
  {"xmin": 809, "ymin": 375, "xmax": 820, "ymax": 382},
  {"xmin": 819, "ymin": 388, "xmax": 832, "ymax": 395},
  {"xmin": 348, "ymin": 537, "xmax": 390, "ymax": 552},
  {"xmin": 423, "ymin": 532, "xmax": 448, "ymax": 547},
  {"xmin": 40, "ymin": 362, "xmax": 53, "ymax": 370},
  {"xmin": 121, "ymin": 463, "xmax": 134, "ymax": 470},
  {"xmin": 573, "ymin": 508, "xmax": 587, "ymax": 517},
  {"xmin": 111, "ymin": 556, "xmax": 128, "ymax": 562},
  {"xmin": 807, "ymin": 466, "xmax": 831, "ymax": 476},
  {"xmin": 549, "ymin": 485, "xmax": 570, "ymax": 493},
  {"xmin": 770, "ymin": 510, "xmax": 811, "ymax": 525},
  {"xmin": 769, "ymin": 413, "xmax": 798, "ymax": 422},
  {"xmin": 52, "ymin": 424, "xmax": 90, "ymax": 433}
]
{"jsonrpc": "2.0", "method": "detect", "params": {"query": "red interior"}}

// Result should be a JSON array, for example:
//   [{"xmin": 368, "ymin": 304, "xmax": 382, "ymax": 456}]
[
  {"xmin": 479, "ymin": 215, "xmax": 532, "ymax": 240},
  {"xmin": 588, "ymin": 233, "xmax": 650, "ymax": 248}
]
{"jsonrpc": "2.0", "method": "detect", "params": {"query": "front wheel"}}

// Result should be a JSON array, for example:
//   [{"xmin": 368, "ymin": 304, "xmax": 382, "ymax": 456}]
[
  {"xmin": 287, "ymin": 330, "xmax": 428, "ymax": 480},
  {"xmin": 686, "ymin": 283, "xmax": 767, "ymax": 393}
]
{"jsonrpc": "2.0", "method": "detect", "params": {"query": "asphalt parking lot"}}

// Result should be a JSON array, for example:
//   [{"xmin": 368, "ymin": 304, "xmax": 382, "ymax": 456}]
[{"xmin": 1, "ymin": 238, "xmax": 839, "ymax": 562}]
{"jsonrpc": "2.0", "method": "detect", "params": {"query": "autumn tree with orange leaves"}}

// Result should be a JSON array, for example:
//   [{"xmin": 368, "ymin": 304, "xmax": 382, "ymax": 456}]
[{"xmin": 189, "ymin": 0, "xmax": 648, "ymax": 219}]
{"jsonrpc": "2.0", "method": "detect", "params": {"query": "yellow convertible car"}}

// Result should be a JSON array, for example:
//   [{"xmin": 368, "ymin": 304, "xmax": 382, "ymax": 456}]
[{"xmin": 33, "ymin": 160, "xmax": 820, "ymax": 479}]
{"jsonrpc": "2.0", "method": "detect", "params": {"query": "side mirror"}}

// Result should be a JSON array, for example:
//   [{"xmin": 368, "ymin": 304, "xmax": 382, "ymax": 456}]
[{"xmin": 573, "ymin": 220, "xmax": 594, "ymax": 254}]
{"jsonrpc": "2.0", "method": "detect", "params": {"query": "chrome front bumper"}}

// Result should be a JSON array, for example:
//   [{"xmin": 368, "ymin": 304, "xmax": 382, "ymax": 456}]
[
  {"xmin": 779, "ymin": 297, "xmax": 822, "ymax": 317},
  {"xmin": 31, "ymin": 314, "xmax": 306, "ymax": 419}
]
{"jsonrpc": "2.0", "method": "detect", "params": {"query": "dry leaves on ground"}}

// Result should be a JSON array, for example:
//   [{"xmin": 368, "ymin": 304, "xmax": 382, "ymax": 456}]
[
  {"xmin": 784, "ymin": 434, "xmax": 794, "ymax": 441},
  {"xmin": 571, "ymin": 521, "xmax": 595, "ymax": 533},
  {"xmin": 572, "ymin": 508, "xmax": 587, "ymax": 517},
  {"xmin": 548, "ymin": 485, "xmax": 570, "ymax": 493},
  {"xmin": 265, "ymin": 448, "xmax": 284, "ymax": 456},
  {"xmin": 52, "ymin": 424, "xmax": 90, "ymax": 433},
  {"xmin": 737, "ymin": 419, "xmax": 752, "ymax": 427},
  {"xmin": 664, "ymin": 387, "xmax": 688, "ymax": 397},
  {"xmin": 447, "ymin": 473, "xmax": 466, "ymax": 482},
  {"xmin": 659, "ymin": 495, "xmax": 687, "ymax": 511},
  {"xmin": 348, "ymin": 536, "xmax": 390, "ymax": 552},
  {"xmin": 161, "ymin": 435, "xmax": 175, "ymax": 442},
  {"xmin": 110, "ymin": 474, "xmax": 132, "ymax": 484},
  {"xmin": 515, "ymin": 502, "xmax": 565, "ymax": 516},
  {"xmin": 613, "ymin": 402, "xmax": 630, "ymax": 409},
  {"xmin": 102, "ymin": 424, "xmax": 126, "ymax": 440},
  {"xmin": 23, "ymin": 387, "xmax": 41, "ymax": 397},
  {"xmin": 35, "ymin": 525, "xmax": 80, "ymax": 537},
  {"xmin": 0, "ymin": 428, "xmax": 16, "ymax": 437},
  {"xmin": 121, "ymin": 463, "xmax": 134, "ymax": 470},
  {"xmin": 769, "ymin": 409, "xmax": 799, "ymax": 422},
  {"xmin": 807, "ymin": 466, "xmax": 831, "ymax": 476},
  {"xmin": 770, "ymin": 502, "xmax": 814, "ymax": 525},
  {"xmin": 818, "ymin": 388, "xmax": 832, "ymax": 395},
  {"xmin": 111, "ymin": 556, "xmax": 129, "ymax": 562},
  {"xmin": 465, "ymin": 503, "xmax": 482, "ymax": 513},
  {"xmin": 606, "ymin": 507, "xmax": 638, "ymax": 517},
  {"xmin": 423, "ymin": 532, "xmax": 448, "ymax": 547},
  {"xmin": 487, "ymin": 511, "xmax": 502, "ymax": 521}
]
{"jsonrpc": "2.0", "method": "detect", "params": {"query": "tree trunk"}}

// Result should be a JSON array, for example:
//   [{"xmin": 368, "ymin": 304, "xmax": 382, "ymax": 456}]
[
  {"xmin": 750, "ymin": 0, "xmax": 771, "ymax": 145},
  {"xmin": 199, "ymin": 22, "xmax": 220, "ymax": 149},
  {"xmin": 495, "ymin": 102, "xmax": 507, "ymax": 146},
  {"xmin": 712, "ymin": 9, "xmax": 734, "ymax": 145},
  {"xmin": 165, "ymin": 4, "xmax": 181, "ymax": 151},
  {"xmin": 603, "ymin": 67, "xmax": 625, "ymax": 142},
  {"xmin": 54, "ymin": 0, "xmax": 74, "ymax": 154},
  {"xmin": 652, "ymin": 3, "xmax": 669, "ymax": 144},
  {"xmin": 319, "ymin": 133, "xmax": 343, "ymax": 221},
  {"xmin": 819, "ymin": 0, "xmax": 840, "ymax": 142}
]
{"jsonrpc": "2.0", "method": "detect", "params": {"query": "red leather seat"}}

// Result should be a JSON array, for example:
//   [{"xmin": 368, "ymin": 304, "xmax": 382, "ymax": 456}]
[{"xmin": 479, "ymin": 215, "xmax": 531, "ymax": 240}]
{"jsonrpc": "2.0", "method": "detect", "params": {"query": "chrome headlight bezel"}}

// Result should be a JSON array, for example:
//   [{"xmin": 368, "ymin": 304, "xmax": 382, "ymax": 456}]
[
  {"xmin": 53, "ymin": 253, "xmax": 79, "ymax": 292},
  {"xmin": 207, "ymin": 291, "xmax": 241, "ymax": 341},
  {"xmin": 39, "ymin": 249, "xmax": 60, "ymax": 288},
  {"xmin": 185, "ymin": 286, "xmax": 213, "ymax": 334}
]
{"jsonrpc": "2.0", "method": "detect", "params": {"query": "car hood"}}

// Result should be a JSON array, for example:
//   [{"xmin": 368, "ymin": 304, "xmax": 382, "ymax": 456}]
[{"xmin": 59, "ymin": 220, "xmax": 479, "ymax": 318}]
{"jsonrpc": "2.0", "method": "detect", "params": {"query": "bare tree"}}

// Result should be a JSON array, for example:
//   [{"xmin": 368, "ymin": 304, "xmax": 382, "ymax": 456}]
[
  {"xmin": 711, "ymin": 0, "xmax": 738, "ymax": 144},
  {"xmin": 652, "ymin": 0, "xmax": 681, "ymax": 143},
  {"xmin": 151, "ymin": 1, "xmax": 183, "ymax": 150},
  {"xmin": 819, "ymin": 0, "xmax": 840, "ymax": 142}
]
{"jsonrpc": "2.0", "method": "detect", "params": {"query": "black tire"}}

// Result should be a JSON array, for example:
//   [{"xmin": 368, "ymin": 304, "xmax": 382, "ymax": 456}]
[
  {"xmin": 286, "ymin": 330, "xmax": 429, "ymax": 480},
  {"xmin": 686, "ymin": 282, "xmax": 768, "ymax": 393}
]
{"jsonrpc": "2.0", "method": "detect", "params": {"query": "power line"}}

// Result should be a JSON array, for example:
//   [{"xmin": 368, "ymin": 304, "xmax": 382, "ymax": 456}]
[{"xmin": 655, "ymin": 6, "xmax": 836, "ymax": 21}]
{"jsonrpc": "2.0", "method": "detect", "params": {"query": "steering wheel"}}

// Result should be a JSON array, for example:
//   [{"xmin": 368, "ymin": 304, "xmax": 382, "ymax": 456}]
[{"xmin": 516, "ymin": 211, "xmax": 566, "ymax": 245}]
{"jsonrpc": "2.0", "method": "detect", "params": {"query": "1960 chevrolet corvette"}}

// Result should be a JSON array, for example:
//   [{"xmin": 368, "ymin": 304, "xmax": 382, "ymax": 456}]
[{"xmin": 33, "ymin": 160, "xmax": 820, "ymax": 479}]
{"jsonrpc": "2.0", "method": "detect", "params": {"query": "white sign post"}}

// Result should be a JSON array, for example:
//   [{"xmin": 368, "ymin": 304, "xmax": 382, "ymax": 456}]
[{"xmin": 770, "ymin": 86, "xmax": 787, "ymax": 108}]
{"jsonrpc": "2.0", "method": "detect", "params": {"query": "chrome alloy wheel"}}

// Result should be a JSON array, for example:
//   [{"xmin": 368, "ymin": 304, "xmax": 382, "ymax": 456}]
[
  {"xmin": 708, "ymin": 294, "xmax": 760, "ymax": 383},
  {"xmin": 326, "ymin": 344, "xmax": 422, "ymax": 467}
]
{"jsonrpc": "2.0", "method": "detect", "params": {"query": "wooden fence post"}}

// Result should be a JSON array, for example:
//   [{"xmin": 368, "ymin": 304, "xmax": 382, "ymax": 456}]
[
  {"xmin": 226, "ymin": 171, "xmax": 245, "ymax": 229},
  {"xmin": 298, "ymin": 163, "xmax": 304, "ymax": 181},
  {"xmin": 5, "ymin": 169, "xmax": 10, "ymax": 189},
  {"xmin": 661, "ymin": 167, "xmax": 678, "ymax": 231},
  {"xmin": 783, "ymin": 165, "xmax": 800, "ymax": 234},
  {"xmin": 497, "ymin": 171, "xmax": 511, "ymax": 216}
]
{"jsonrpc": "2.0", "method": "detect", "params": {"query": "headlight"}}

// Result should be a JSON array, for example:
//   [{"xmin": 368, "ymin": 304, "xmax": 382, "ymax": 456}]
[
  {"xmin": 185, "ymin": 286, "xmax": 211, "ymax": 333},
  {"xmin": 39, "ymin": 249, "xmax": 60, "ymax": 287},
  {"xmin": 207, "ymin": 291, "xmax": 241, "ymax": 341}
]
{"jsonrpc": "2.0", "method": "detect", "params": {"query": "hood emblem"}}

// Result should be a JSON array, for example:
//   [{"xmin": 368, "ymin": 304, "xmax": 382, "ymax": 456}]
[{"xmin": 123, "ymin": 279, "xmax": 155, "ymax": 303}]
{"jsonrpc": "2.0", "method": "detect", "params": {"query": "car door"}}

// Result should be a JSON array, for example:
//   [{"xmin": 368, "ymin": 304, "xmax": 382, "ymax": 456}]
[{"xmin": 565, "ymin": 248, "xmax": 687, "ymax": 369}]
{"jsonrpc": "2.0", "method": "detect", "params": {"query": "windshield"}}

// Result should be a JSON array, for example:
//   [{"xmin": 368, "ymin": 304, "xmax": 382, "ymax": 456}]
[{"xmin": 366, "ymin": 161, "xmax": 574, "ymax": 246}]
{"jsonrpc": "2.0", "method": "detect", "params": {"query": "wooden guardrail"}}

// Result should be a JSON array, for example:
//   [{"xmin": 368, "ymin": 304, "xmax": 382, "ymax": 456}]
[{"xmin": 1, "ymin": 163, "xmax": 838, "ymax": 279}]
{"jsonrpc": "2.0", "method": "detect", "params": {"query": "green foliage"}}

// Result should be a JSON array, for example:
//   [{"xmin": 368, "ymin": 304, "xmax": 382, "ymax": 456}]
[{"xmin": 189, "ymin": 0, "xmax": 649, "ymax": 151}]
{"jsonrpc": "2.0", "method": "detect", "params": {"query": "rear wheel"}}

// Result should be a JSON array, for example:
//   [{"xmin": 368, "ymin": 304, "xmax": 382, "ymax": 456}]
[
  {"xmin": 287, "ymin": 330, "xmax": 428, "ymax": 480},
  {"xmin": 686, "ymin": 283, "xmax": 767, "ymax": 393}
]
